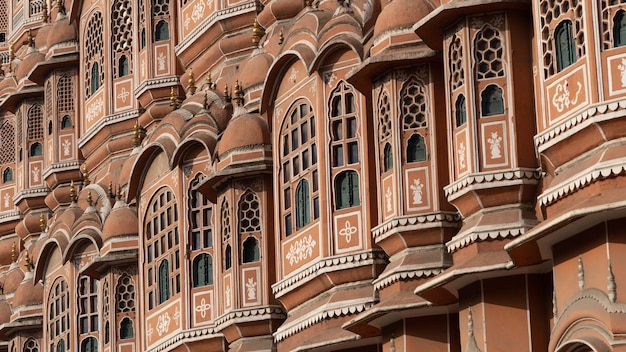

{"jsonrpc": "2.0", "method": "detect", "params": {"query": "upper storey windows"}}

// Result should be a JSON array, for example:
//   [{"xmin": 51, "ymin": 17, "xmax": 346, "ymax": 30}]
[
  {"xmin": 449, "ymin": 34, "xmax": 465, "ymax": 91},
  {"xmin": 474, "ymin": 27, "xmax": 504, "ymax": 79},
  {"xmin": 152, "ymin": 0, "xmax": 170, "ymax": 42},
  {"xmin": 602, "ymin": 1, "xmax": 626, "ymax": 49},
  {"xmin": 555, "ymin": 20, "xmax": 576, "ymax": 72},
  {"xmin": 85, "ymin": 12, "xmax": 104, "ymax": 98},
  {"xmin": 539, "ymin": 0, "xmax": 584, "ymax": 78},
  {"xmin": 112, "ymin": 0, "xmax": 133, "ymax": 78},
  {"xmin": 613, "ymin": 10, "xmax": 626, "ymax": 47},
  {"xmin": 0, "ymin": 1, "xmax": 6, "ymax": 44}
]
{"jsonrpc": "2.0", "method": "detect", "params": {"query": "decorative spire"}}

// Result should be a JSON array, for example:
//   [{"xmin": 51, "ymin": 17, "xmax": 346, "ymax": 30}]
[
  {"xmin": 42, "ymin": 1, "xmax": 48, "ymax": 22},
  {"xmin": 24, "ymin": 251, "xmax": 31, "ymax": 271},
  {"xmin": 69, "ymin": 180, "xmax": 76, "ymax": 202},
  {"xmin": 278, "ymin": 29, "xmax": 284, "ymax": 45},
  {"xmin": 117, "ymin": 185, "xmax": 122, "ymax": 200},
  {"xmin": 108, "ymin": 181, "xmax": 114, "ymax": 198},
  {"xmin": 82, "ymin": 164, "xmax": 90, "ymax": 186},
  {"xmin": 224, "ymin": 84, "xmax": 231, "ymax": 103},
  {"xmin": 206, "ymin": 72, "xmax": 214, "ymax": 89},
  {"xmin": 233, "ymin": 80, "xmax": 243, "ymax": 106},
  {"xmin": 56, "ymin": 0, "xmax": 66, "ymax": 14},
  {"xmin": 39, "ymin": 213, "xmax": 46, "ymax": 232},
  {"xmin": 7, "ymin": 42, "xmax": 14, "ymax": 73},
  {"xmin": 11, "ymin": 242, "xmax": 16, "ymax": 263},
  {"xmin": 465, "ymin": 307, "xmax": 482, "ymax": 352},
  {"xmin": 170, "ymin": 87, "xmax": 179, "ymax": 109},
  {"xmin": 203, "ymin": 91, "xmax": 208, "ymax": 109},
  {"xmin": 132, "ymin": 119, "xmax": 144, "ymax": 147},
  {"xmin": 27, "ymin": 30, "xmax": 35, "ymax": 47},
  {"xmin": 305, "ymin": 0, "xmax": 312, "ymax": 7},
  {"xmin": 188, "ymin": 70, "xmax": 197, "ymax": 95},
  {"xmin": 252, "ymin": 18, "xmax": 263, "ymax": 48}
]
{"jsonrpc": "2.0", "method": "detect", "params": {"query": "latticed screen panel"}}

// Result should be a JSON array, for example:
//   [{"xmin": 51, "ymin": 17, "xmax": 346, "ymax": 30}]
[
  {"xmin": 539, "ymin": 0, "xmax": 584, "ymax": 78},
  {"xmin": 239, "ymin": 191, "xmax": 261, "ymax": 233},
  {"xmin": 27, "ymin": 105, "xmax": 43, "ymax": 141},
  {"xmin": 449, "ymin": 34, "xmax": 465, "ymax": 90},
  {"xmin": 0, "ymin": 121, "xmax": 15, "ymax": 164},
  {"xmin": 475, "ymin": 27, "xmax": 504, "ymax": 80},
  {"xmin": 378, "ymin": 91, "xmax": 392, "ymax": 141},
  {"xmin": 57, "ymin": 75, "xmax": 74, "ymax": 113},
  {"xmin": 85, "ymin": 12, "xmax": 104, "ymax": 97},
  {"xmin": 112, "ymin": 0, "xmax": 133, "ymax": 77},
  {"xmin": 116, "ymin": 275, "xmax": 136, "ymax": 313},
  {"xmin": 401, "ymin": 79, "xmax": 428, "ymax": 130}
]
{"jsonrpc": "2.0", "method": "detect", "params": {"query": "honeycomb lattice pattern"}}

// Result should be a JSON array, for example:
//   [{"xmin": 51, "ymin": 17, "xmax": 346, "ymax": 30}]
[
  {"xmin": 0, "ymin": 121, "xmax": 15, "ymax": 164},
  {"xmin": 475, "ymin": 27, "xmax": 504, "ymax": 80},
  {"xmin": 85, "ymin": 12, "xmax": 104, "ymax": 98},
  {"xmin": 16, "ymin": 110, "xmax": 21, "ymax": 145},
  {"xmin": 23, "ymin": 339, "xmax": 38, "ymax": 352},
  {"xmin": 401, "ymin": 79, "xmax": 427, "ymax": 130},
  {"xmin": 221, "ymin": 199, "xmax": 231, "ymax": 242},
  {"xmin": 27, "ymin": 105, "xmax": 43, "ymax": 141},
  {"xmin": 102, "ymin": 279, "xmax": 110, "ymax": 319},
  {"xmin": 602, "ymin": 0, "xmax": 626, "ymax": 49},
  {"xmin": 378, "ymin": 91, "xmax": 392, "ymax": 141},
  {"xmin": 152, "ymin": 0, "xmax": 169, "ymax": 18},
  {"xmin": 449, "ymin": 34, "xmax": 465, "ymax": 90},
  {"xmin": 239, "ymin": 191, "xmax": 261, "ymax": 233},
  {"xmin": 540, "ymin": 0, "xmax": 585, "ymax": 78},
  {"xmin": 57, "ymin": 75, "xmax": 74, "ymax": 113},
  {"xmin": 116, "ymin": 275, "xmax": 135, "ymax": 313},
  {"xmin": 45, "ymin": 81, "xmax": 52, "ymax": 118},
  {"xmin": 0, "ymin": 0, "xmax": 7, "ymax": 43},
  {"xmin": 112, "ymin": 0, "xmax": 133, "ymax": 77}
]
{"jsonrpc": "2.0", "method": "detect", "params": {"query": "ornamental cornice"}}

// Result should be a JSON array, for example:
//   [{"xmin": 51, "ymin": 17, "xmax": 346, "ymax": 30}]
[
  {"xmin": 134, "ymin": 76, "xmax": 181, "ymax": 98},
  {"xmin": 273, "ymin": 291, "xmax": 375, "ymax": 342},
  {"xmin": 538, "ymin": 157, "xmax": 626, "ymax": 207},
  {"xmin": 214, "ymin": 306, "xmax": 285, "ymax": 328},
  {"xmin": 372, "ymin": 212, "xmax": 460, "ymax": 243},
  {"xmin": 42, "ymin": 161, "xmax": 81, "ymax": 179},
  {"xmin": 535, "ymin": 99, "xmax": 626, "ymax": 152},
  {"xmin": 374, "ymin": 266, "xmax": 443, "ymax": 291},
  {"xmin": 13, "ymin": 187, "xmax": 49, "ymax": 204},
  {"xmin": 271, "ymin": 250, "xmax": 387, "ymax": 297},
  {"xmin": 144, "ymin": 327, "xmax": 222, "ymax": 352},
  {"xmin": 444, "ymin": 168, "xmax": 541, "ymax": 200},
  {"xmin": 78, "ymin": 109, "xmax": 141, "ymax": 149},
  {"xmin": 0, "ymin": 211, "xmax": 21, "ymax": 222},
  {"xmin": 446, "ymin": 219, "xmax": 537, "ymax": 252}
]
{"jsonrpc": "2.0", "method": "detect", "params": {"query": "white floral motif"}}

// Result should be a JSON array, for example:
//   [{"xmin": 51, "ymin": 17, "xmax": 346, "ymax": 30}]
[
  {"xmin": 458, "ymin": 142, "xmax": 466, "ymax": 169},
  {"xmin": 32, "ymin": 167, "xmax": 39, "ymax": 183},
  {"xmin": 62, "ymin": 139, "xmax": 71, "ymax": 156},
  {"xmin": 156, "ymin": 312, "xmax": 170, "ymax": 336},
  {"xmin": 207, "ymin": 0, "xmax": 214, "ymax": 8},
  {"xmin": 173, "ymin": 306, "xmax": 180, "ymax": 326},
  {"xmin": 191, "ymin": 1, "xmax": 205, "ymax": 22},
  {"xmin": 246, "ymin": 278, "xmax": 257, "ymax": 300},
  {"xmin": 410, "ymin": 178, "xmax": 424, "ymax": 205},
  {"xmin": 195, "ymin": 298, "xmax": 211, "ymax": 318},
  {"xmin": 3, "ymin": 194, "xmax": 9, "ymax": 208},
  {"xmin": 86, "ymin": 97, "xmax": 104, "ymax": 122},
  {"xmin": 487, "ymin": 131, "xmax": 502, "ymax": 159},
  {"xmin": 117, "ymin": 87, "xmax": 130, "ymax": 103},
  {"xmin": 157, "ymin": 52, "xmax": 167, "ymax": 71},
  {"xmin": 225, "ymin": 286, "xmax": 231, "ymax": 307},
  {"xmin": 183, "ymin": 14, "xmax": 191, "ymax": 31},
  {"xmin": 289, "ymin": 69, "xmax": 298, "ymax": 83},
  {"xmin": 385, "ymin": 187, "xmax": 392, "ymax": 213},
  {"xmin": 338, "ymin": 220, "xmax": 357, "ymax": 243},
  {"xmin": 286, "ymin": 235, "xmax": 317, "ymax": 266},
  {"xmin": 323, "ymin": 72, "xmax": 337, "ymax": 86},
  {"xmin": 618, "ymin": 58, "xmax": 626, "ymax": 87},
  {"xmin": 552, "ymin": 79, "xmax": 583, "ymax": 112},
  {"xmin": 146, "ymin": 324, "xmax": 154, "ymax": 340}
]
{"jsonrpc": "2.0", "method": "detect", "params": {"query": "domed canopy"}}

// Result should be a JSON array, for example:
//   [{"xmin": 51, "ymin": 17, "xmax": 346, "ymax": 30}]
[
  {"xmin": 101, "ymin": 203, "xmax": 138, "ymax": 242},
  {"xmin": 13, "ymin": 280, "xmax": 43, "ymax": 307},
  {"xmin": 46, "ymin": 17, "xmax": 77, "ymax": 48},
  {"xmin": 15, "ymin": 50, "xmax": 44, "ymax": 81},
  {"xmin": 0, "ymin": 301, "xmax": 11, "ymax": 325},
  {"xmin": 241, "ymin": 51, "xmax": 274, "ymax": 89},
  {"xmin": 218, "ymin": 112, "xmax": 270, "ymax": 156},
  {"xmin": 373, "ymin": 0, "xmax": 433, "ymax": 38}
]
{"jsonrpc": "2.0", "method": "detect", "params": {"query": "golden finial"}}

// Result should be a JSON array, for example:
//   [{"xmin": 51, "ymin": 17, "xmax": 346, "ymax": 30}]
[
  {"xmin": 188, "ymin": 70, "xmax": 197, "ymax": 95},
  {"xmin": 233, "ymin": 80, "xmax": 243, "ymax": 106},
  {"xmin": 278, "ymin": 29, "xmax": 284, "ymax": 45},
  {"xmin": 69, "ymin": 180, "xmax": 76, "ymax": 202},
  {"xmin": 87, "ymin": 191, "xmax": 93, "ymax": 206},
  {"xmin": 24, "ymin": 251, "xmax": 31, "ymax": 270},
  {"xmin": 252, "ymin": 18, "xmax": 263, "ymax": 48},
  {"xmin": 224, "ymin": 84, "xmax": 231, "ymax": 103},
  {"xmin": 305, "ymin": 0, "xmax": 312, "ymax": 7},
  {"xmin": 27, "ymin": 30, "xmax": 35, "ymax": 47},
  {"xmin": 11, "ymin": 243, "xmax": 16, "ymax": 263},
  {"xmin": 39, "ymin": 213, "xmax": 46, "ymax": 232},
  {"xmin": 82, "ymin": 164, "xmax": 90, "ymax": 185},
  {"xmin": 203, "ymin": 91, "xmax": 208, "ymax": 109},
  {"xmin": 9, "ymin": 42, "xmax": 14, "ymax": 62},
  {"xmin": 108, "ymin": 181, "xmax": 114, "ymax": 198},
  {"xmin": 170, "ymin": 87, "xmax": 179, "ymax": 109},
  {"xmin": 206, "ymin": 72, "xmax": 214, "ymax": 89},
  {"xmin": 117, "ymin": 185, "xmax": 122, "ymax": 200},
  {"xmin": 56, "ymin": 0, "xmax": 66, "ymax": 13},
  {"xmin": 42, "ymin": 1, "xmax": 48, "ymax": 22},
  {"xmin": 132, "ymin": 119, "xmax": 143, "ymax": 147}
]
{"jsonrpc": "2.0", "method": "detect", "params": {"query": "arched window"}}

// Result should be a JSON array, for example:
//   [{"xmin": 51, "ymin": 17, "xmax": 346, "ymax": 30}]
[
  {"xmin": 192, "ymin": 253, "xmax": 213, "ymax": 287},
  {"xmin": 90, "ymin": 63, "xmax": 100, "ymax": 94},
  {"xmin": 556, "ymin": 20, "xmax": 576, "ymax": 72},
  {"xmin": 120, "ymin": 317, "xmax": 134, "ymax": 339},
  {"xmin": 158, "ymin": 259, "xmax": 169, "ymax": 304},
  {"xmin": 48, "ymin": 280, "xmax": 69, "ymax": 351},
  {"xmin": 56, "ymin": 340, "xmax": 65, "ymax": 352},
  {"xmin": 614, "ymin": 10, "xmax": 626, "ymax": 47},
  {"xmin": 295, "ymin": 179, "xmax": 310, "ymax": 230},
  {"xmin": 78, "ymin": 276, "xmax": 98, "ymax": 334},
  {"xmin": 155, "ymin": 20, "xmax": 169, "ymax": 41},
  {"xmin": 329, "ymin": 82, "xmax": 359, "ymax": 168},
  {"xmin": 225, "ymin": 244, "xmax": 232, "ymax": 270},
  {"xmin": 481, "ymin": 85, "xmax": 504, "ymax": 116},
  {"xmin": 30, "ymin": 142, "xmax": 42, "ymax": 157},
  {"xmin": 118, "ymin": 55, "xmax": 129, "ymax": 77},
  {"xmin": 27, "ymin": 105, "xmax": 43, "ymax": 143},
  {"xmin": 3, "ymin": 168, "xmax": 12, "ymax": 183},
  {"xmin": 61, "ymin": 116, "xmax": 72, "ymax": 129},
  {"xmin": 407, "ymin": 134, "xmax": 427, "ymax": 162},
  {"xmin": 455, "ymin": 95, "xmax": 467, "ymax": 127},
  {"xmin": 80, "ymin": 337, "xmax": 97, "ymax": 352},
  {"xmin": 242, "ymin": 237, "xmax": 259, "ymax": 263},
  {"xmin": 23, "ymin": 338, "xmax": 38, "ymax": 352},
  {"xmin": 104, "ymin": 322, "xmax": 110, "ymax": 344},
  {"xmin": 335, "ymin": 170, "xmax": 360, "ymax": 209},
  {"xmin": 48, "ymin": 120, "xmax": 53, "ymax": 135},
  {"xmin": 383, "ymin": 143, "xmax": 393, "ymax": 172}
]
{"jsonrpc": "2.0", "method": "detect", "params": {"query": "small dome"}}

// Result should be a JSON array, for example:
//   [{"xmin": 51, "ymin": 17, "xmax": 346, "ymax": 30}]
[
  {"xmin": 13, "ymin": 280, "xmax": 43, "ymax": 307},
  {"xmin": 373, "ymin": 0, "xmax": 433, "ymax": 39},
  {"xmin": 2, "ymin": 268, "xmax": 25, "ymax": 294},
  {"xmin": 15, "ymin": 50, "xmax": 44, "ymax": 81},
  {"xmin": 35, "ymin": 23, "xmax": 53, "ymax": 49},
  {"xmin": 46, "ymin": 17, "xmax": 77, "ymax": 48},
  {"xmin": 16, "ymin": 213, "xmax": 45, "ymax": 240},
  {"xmin": 0, "ymin": 301, "xmax": 11, "ymax": 325},
  {"xmin": 258, "ymin": 0, "xmax": 303, "ymax": 27},
  {"xmin": 101, "ymin": 202, "xmax": 138, "ymax": 242},
  {"xmin": 241, "ymin": 51, "xmax": 274, "ymax": 89},
  {"xmin": 218, "ymin": 111, "xmax": 270, "ymax": 155},
  {"xmin": 54, "ymin": 205, "xmax": 84, "ymax": 231}
]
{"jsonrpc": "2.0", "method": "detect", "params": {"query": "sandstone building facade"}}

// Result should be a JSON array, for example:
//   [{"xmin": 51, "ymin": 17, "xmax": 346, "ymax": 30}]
[{"xmin": 0, "ymin": 0, "xmax": 624, "ymax": 351}]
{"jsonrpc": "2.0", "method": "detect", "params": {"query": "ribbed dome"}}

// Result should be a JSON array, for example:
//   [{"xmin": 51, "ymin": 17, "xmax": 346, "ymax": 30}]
[
  {"xmin": 101, "ymin": 202, "xmax": 138, "ymax": 242},
  {"xmin": 13, "ymin": 280, "xmax": 43, "ymax": 307},
  {"xmin": 218, "ymin": 111, "xmax": 270, "ymax": 155},
  {"xmin": 373, "ymin": 0, "xmax": 433, "ymax": 38},
  {"xmin": 258, "ymin": 0, "xmax": 303, "ymax": 27},
  {"xmin": 35, "ymin": 23, "xmax": 53, "ymax": 49},
  {"xmin": 15, "ymin": 50, "xmax": 44, "ymax": 81},
  {"xmin": 46, "ymin": 17, "xmax": 77, "ymax": 48},
  {"xmin": 2, "ymin": 268, "xmax": 25, "ymax": 294},
  {"xmin": 0, "ymin": 301, "xmax": 11, "ymax": 325},
  {"xmin": 241, "ymin": 51, "xmax": 274, "ymax": 89}
]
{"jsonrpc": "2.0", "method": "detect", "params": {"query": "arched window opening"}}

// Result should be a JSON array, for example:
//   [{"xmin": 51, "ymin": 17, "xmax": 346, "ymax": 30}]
[
  {"xmin": 48, "ymin": 120, "xmax": 53, "ymax": 135},
  {"xmin": 225, "ymin": 244, "xmax": 232, "ymax": 270},
  {"xmin": 295, "ymin": 179, "xmax": 310, "ymax": 230},
  {"xmin": 23, "ymin": 338, "xmax": 38, "ymax": 352},
  {"xmin": 614, "ymin": 10, "xmax": 626, "ymax": 47},
  {"xmin": 90, "ymin": 63, "xmax": 100, "ymax": 94},
  {"xmin": 192, "ymin": 253, "xmax": 213, "ymax": 287},
  {"xmin": 80, "ymin": 337, "xmax": 97, "ymax": 352},
  {"xmin": 335, "ymin": 170, "xmax": 360, "ymax": 210},
  {"xmin": 118, "ymin": 55, "xmax": 129, "ymax": 77},
  {"xmin": 30, "ymin": 142, "xmax": 42, "ymax": 157},
  {"xmin": 141, "ymin": 28, "xmax": 146, "ymax": 48},
  {"xmin": 120, "ymin": 317, "xmax": 134, "ymax": 339},
  {"xmin": 104, "ymin": 322, "xmax": 110, "ymax": 344},
  {"xmin": 383, "ymin": 143, "xmax": 393, "ymax": 172},
  {"xmin": 3, "ymin": 168, "xmax": 12, "ymax": 183},
  {"xmin": 455, "ymin": 95, "xmax": 467, "ymax": 127},
  {"xmin": 61, "ymin": 116, "xmax": 72, "ymax": 129},
  {"xmin": 49, "ymin": 279, "xmax": 69, "ymax": 352},
  {"xmin": 407, "ymin": 134, "xmax": 427, "ymax": 163},
  {"xmin": 158, "ymin": 260, "xmax": 169, "ymax": 304},
  {"xmin": 556, "ymin": 20, "xmax": 576, "ymax": 72},
  {"xmin": 155, "ymin": 20, "xmax": 169, "ymax": 41},
  {"xmin": 78, "ymin": 276, "xmax": 98, "ymax": 334},
  {"xmin": 242, "ymin": 237, "xmax": 260, "ymax": 263},
  {"xmin": 481, "ymin": 85, "xmax": 504, "ymax": 116},
  {"xmin": 56, "ymin": 340, "xmax": 65, "ymax": 352}
]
